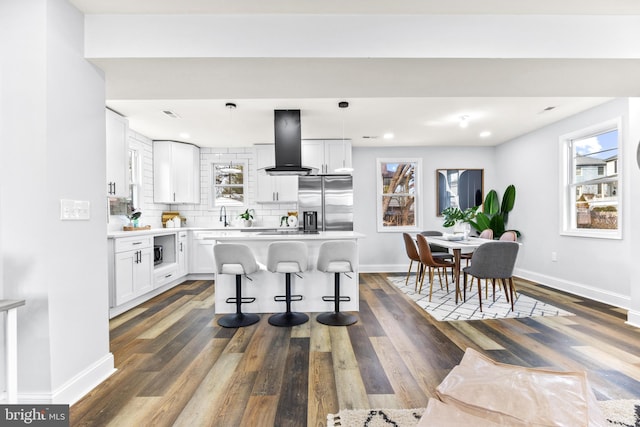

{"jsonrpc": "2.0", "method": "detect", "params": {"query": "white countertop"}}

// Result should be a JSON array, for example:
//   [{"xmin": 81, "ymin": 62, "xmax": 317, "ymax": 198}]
[
  {"xmin": 203, "ymin": 230, "xmax": 365, "ymax": 241},
  {"xmin": 107, "ymin": 225, "xmax": 279, "ymax": 238},
  {"xmin": 108, "ymin": 227, "xmax": 365, "ymax": 240}
]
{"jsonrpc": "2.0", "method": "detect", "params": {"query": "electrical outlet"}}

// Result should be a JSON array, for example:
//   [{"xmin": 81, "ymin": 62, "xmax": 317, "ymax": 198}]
[
  {"xmin": 60, "ymin": 199, "xmax": 90, "ymax": 220},
  {"xmin": 551, "ymin": 251, "xmax": 557, "ymax": 262}
]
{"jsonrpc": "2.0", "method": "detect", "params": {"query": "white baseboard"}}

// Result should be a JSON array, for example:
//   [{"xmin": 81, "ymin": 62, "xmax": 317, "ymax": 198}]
[
  {"xmin": 626, "ymin": 309, "xmax": 640, "ymax": 328},
  {"xmin": 16, "ymin": 353, "xmax": 115, "ymax": 405},
  {"xmin": 359, "ymin": 264, "xmax": 405, "ymax": 273},
  {"xmin": 514, "ymin": 268, "xmax": 631, "ymax": 309}
]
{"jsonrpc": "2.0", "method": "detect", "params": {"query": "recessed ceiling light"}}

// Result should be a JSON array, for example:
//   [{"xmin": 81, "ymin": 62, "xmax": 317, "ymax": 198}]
[
  {"xmin": 162, "ymin": 110, "xmax": 180, "ymax": 119},
  {"xmin": 383, "ymin": 133, "xmax": 394, "ymax": 139},
  {"xmin": 179, "ymin": 132, "xmax": 191, "ymax": 139},
  {"xmin": 479, "ymin": 131, "xmax": 491, "ymax": 138}
]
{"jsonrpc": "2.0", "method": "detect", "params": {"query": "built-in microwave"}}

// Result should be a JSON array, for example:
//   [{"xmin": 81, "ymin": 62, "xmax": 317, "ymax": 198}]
[{"xmin": 154, "ymin": 245, "xmax": 163, "ymax": 265}]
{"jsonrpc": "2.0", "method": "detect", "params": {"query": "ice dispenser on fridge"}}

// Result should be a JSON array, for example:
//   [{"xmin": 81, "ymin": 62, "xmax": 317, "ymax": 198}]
[{"xmin": 303, "ymin": 211, "xmax": 318, "ymax": 231}]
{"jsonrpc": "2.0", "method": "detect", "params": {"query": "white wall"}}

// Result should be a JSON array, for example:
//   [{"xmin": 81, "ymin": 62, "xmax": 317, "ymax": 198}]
[
  {"xmin": 0, "ymin": 0, "xmax": 114, "ymax": 403},
  {"xmin": 352, "ymin": 99, "xmax": 639, "ymax": 320},
  {"xmin": 494, "ymin": 99, "xmax": 632, "ymax": 308},
  {"xmin": 353, "ymin": 145, "xmax": 497, "ymax": 272}
]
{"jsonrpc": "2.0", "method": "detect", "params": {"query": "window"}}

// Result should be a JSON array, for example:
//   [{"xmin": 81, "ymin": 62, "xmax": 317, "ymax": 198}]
[
  {"xmin": 128, "ymin": 147, "xmax": 141, "ymax": 209},
  {"xmin": 560, "ymin": 118, "xmax": 621, "ymax": 239},
  {"xmin": 211, "ymin": 161, "xmax": 247, "ymax": 207},
  {"xmin": 376, "ymin": 158, "xmax": 421, "ymax": 232}
]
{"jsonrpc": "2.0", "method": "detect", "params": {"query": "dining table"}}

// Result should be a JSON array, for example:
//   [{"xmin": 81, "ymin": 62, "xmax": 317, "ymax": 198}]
[{"xmin": 424, "ymin": 236, "xmax": 494, "ymax": 303}]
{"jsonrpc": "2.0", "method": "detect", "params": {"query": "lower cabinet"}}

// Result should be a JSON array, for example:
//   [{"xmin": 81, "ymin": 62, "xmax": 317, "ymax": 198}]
[
  {"xmin": 190, "ymin": 237, "xmax": 216, "ymax": 274},
  {"xmin": 112, "ymin": 236, "xmax": 154, "ymax": 306},
  {"xmin": 109, "ymin": 231, "xmax": 190, "ymax": 314}
]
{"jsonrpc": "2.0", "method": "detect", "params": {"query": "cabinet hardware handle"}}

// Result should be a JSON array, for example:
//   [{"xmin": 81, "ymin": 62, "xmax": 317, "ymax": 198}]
[
  {"xmin": 179, "ymin": 242, "xmax": 183, "ymax": 251},
  {"xmin": 132, "ymin": 242, "xmax": 142, "ymax": 245},
  {"xmin": 113, "ymin": 182, "xmax": 116, "ymax": 194},
  {"xmin": 165, "ymin": 274, "xmax": 172, "ymax": 278}
]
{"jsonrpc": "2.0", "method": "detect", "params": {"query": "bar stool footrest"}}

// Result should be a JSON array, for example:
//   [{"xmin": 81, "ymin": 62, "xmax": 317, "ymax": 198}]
[
  {"xmin": 322, "ymin": 296, "xmax": 351, "ymax": 303},
  {"xmin": 274, "ymin": 295, "xmax": 303, "ymax": 302},
  {"xmin": 225, "ymin": 297, "xmax": 256, "ymax": 304}
]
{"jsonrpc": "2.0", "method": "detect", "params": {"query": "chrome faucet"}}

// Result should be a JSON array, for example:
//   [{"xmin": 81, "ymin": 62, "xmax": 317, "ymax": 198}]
[{"xmin": 219, "ymin": 206, "xmax": 228, "ymax": 227}]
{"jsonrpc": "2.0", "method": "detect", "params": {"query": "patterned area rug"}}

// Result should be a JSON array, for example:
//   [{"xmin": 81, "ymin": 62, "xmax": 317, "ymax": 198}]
[
  {"xmin": 327, "ymin": 400, "xmax": 640, "ymax": 426},
  {"xmin": 387, "ymin": 274, "xmax": 574, "ymax": 321}
]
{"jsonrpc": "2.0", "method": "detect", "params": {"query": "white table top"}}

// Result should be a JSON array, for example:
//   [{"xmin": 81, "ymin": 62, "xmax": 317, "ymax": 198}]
[{"xmin": 425, "ymin": 236, "xmax": 494, "ymax": 250}]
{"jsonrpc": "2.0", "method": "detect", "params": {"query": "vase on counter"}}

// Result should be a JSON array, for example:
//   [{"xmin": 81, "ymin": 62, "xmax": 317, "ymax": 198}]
[{"xmin": 242, "ymin": 219, "xmax": 252, "ymax": 227}]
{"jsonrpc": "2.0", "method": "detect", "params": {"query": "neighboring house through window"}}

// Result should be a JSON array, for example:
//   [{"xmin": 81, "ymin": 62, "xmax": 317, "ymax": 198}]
[{"xmin": 560, "ymin": 118, "xmax": 621, "ymax": 239}]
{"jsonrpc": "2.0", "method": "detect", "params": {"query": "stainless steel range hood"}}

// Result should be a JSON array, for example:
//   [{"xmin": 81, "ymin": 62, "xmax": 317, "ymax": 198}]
[{"xmin": 265, "ymin": 110, "xmax": 315, "ymax": 176}]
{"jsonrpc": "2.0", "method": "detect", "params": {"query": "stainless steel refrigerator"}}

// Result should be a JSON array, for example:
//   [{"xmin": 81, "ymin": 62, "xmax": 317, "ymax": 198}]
[{"xmin": 298, "ymin": 175, "xmax": 353, "ymax": 231}]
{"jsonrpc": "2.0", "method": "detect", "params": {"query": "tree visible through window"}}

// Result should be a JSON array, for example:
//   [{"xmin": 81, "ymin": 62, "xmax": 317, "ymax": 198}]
[
  {"xmin": 561, "ymin": 118, "xmax": 621, "ymax": 238},
  {"xmin": 377, "ymin": 159, "xmax": 420, "ymax": 231},
  {"xmin": 212, "ymin": 161, "xmax": 246, "ymax": 207}
]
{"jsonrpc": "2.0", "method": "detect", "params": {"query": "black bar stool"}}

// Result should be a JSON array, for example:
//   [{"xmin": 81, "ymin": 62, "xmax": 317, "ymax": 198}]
[
  {"xmin": 267, "ymin": 241, "xmax": 309, "ymax": 327},
  {"xmin": 213, "ymin": 244, "xmax": 261, "ymax": 328},
  {"xmin": 316, "ymin": 240, "xmax": 358, "ymax": 326}
]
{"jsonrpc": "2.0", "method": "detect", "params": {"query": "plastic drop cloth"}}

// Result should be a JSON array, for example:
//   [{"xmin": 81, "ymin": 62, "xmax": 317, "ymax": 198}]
[{"xmin": 421, "ymin": 348, "xmax": 606, "ymax": 427}]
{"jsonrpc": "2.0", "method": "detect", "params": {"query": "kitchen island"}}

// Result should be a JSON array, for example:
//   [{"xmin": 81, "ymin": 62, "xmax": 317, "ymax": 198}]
[{"xmin": 207, "ymin": 230, "xmax": 365, "ymax": 314}]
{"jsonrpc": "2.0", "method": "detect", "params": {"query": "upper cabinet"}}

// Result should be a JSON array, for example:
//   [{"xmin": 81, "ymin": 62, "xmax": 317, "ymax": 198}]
[
  {"xmin": 302, "ymin": 139, "xmax": 352, "ymax": 174},
  {"xmin": 254, "ymin": 144, "xmax": 298, "ymax": 203},
  {"xmin": 106, "ymin": 109, "xmax": 130, "ymax": 197},
  {"xmin": 153, "ymin": 141, "xmax": 201, "ymax": 204}
]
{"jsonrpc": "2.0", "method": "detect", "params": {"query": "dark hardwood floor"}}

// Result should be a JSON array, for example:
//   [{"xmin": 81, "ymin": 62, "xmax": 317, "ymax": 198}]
[{"xmin": 71, "ymin": 274, "xmax": 640, "ymax": 426}]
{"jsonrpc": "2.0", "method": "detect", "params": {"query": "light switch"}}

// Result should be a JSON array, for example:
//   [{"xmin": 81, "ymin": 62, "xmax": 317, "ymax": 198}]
[{"xmin": 60, "ymin": 199, "xmax": 90, "ymax": 220}]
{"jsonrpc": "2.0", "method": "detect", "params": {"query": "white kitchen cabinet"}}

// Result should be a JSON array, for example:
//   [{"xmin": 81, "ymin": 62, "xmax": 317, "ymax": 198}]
[
  {"xmin": 176, "ymin": 231, "xmax": 188, "ymax": 277},
  {"xmin": 106, "ymin": 109, "xmax": 129, "ymax": 197},
  {"xmin": 112, "ymin": 236, "xmax": 154, "ymax": 306},
  {"xmin": 302, "ymin": 139, "xmax": 352, "ymax": 174},
  {"xmin": 153, "ymin": 140, "xmax": 201, "ymax": 204},
  {"xmin": 254, "ymin": 144, "xmax": 298, "ymax": 203},
  {"xmin": 190, "ymin": 237, "xmax": 216, "ymax": 274}
]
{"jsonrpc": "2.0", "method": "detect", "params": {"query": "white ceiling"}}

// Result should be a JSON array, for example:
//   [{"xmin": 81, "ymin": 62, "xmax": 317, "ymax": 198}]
[{"xmin": 71, "ymin": 0, "xmax": 639, "ymax": 148}]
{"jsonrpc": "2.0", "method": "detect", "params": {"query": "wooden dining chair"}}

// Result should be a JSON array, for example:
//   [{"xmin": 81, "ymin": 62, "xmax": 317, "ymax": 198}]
[{"xmin": 416, "ymin": 234, "xmax": 456, "ymax": 301}]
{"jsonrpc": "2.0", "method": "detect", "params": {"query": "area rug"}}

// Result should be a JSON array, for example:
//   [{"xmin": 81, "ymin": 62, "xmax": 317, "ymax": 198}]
[
  {"xmin": 386, "ymin": 274, "xmax": 574, "ymax": 321},
  {"xmin": 327, "ymin": 400, "xmax": 640, "ymax": 426}
]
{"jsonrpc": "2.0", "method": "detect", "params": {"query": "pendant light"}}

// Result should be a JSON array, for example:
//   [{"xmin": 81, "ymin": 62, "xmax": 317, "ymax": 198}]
[
  {"xmin": 221, "ymin": 102, "xmax": 242, "ymax": 174},
  {"xmin": 334, "ymin": 100, "xmax": 354, "ymax": 173}
]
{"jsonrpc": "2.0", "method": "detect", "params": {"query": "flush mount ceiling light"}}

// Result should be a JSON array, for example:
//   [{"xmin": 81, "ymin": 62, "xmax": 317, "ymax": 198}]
[
  {"xmin": 479, "ymin": 131, "xmax": 492, "ymax": 138},
  {"xmin": 383, "ymin": 133, "xmax": 395, "ymax": 140},
  {"xmin": 335, "ymin": 100, "xmax": 354, "ymax": 173},
  {"xmin": 179, "ymin": 132, "xmax": 191, "ymax": 139},
  {"xmin": 459, "ymin": 115, "xmax": 469, "ymax": 128}
]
